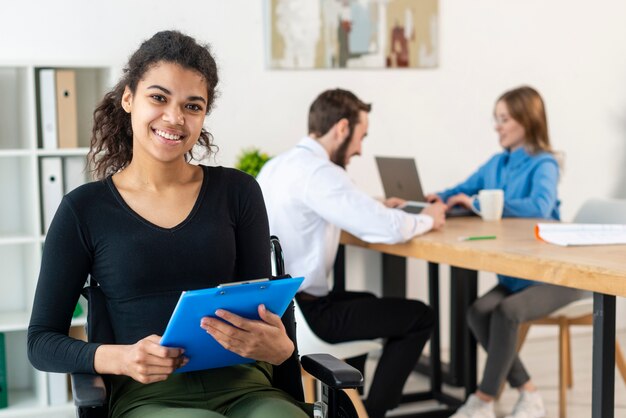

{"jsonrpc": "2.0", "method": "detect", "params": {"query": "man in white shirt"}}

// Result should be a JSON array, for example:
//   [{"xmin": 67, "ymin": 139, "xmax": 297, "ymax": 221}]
[{"xmin": 257, "ymin": 88, "xmax": 446, "ymax": 418}]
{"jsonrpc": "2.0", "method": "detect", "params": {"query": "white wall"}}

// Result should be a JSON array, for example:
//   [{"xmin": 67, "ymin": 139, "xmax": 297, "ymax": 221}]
[{"xmin": 3, "ymin": 0, "xmax": 625, "ymax": 342}]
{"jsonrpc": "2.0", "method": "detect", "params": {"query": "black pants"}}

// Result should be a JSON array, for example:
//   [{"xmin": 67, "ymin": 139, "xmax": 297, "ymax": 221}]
[{"xmin": 296, "ymin": 291, "xmax": 434, "ymax": 418}]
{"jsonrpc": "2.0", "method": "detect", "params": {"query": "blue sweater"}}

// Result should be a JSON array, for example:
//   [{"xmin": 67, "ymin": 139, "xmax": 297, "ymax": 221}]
[{"xmin": 438, "ymin": 147, "xmax": 560, "ymax": 292}]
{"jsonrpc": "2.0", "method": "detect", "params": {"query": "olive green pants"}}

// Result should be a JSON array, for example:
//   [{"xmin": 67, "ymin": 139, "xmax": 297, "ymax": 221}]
[{"xmin": 109, "ymin": 363, "xmax": 312, "ymax": 418}]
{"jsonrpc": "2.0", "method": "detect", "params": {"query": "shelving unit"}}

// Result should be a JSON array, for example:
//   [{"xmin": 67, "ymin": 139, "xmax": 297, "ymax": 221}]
[{"xmin": 0, "ymin": 64, "xmax": 112, "ymax": 417}]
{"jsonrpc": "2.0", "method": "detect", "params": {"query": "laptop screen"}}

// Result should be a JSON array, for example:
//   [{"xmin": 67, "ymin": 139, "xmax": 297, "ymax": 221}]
[{"xmin": 375, "ymin": 156, "xmax": 426, "ymax": 202}]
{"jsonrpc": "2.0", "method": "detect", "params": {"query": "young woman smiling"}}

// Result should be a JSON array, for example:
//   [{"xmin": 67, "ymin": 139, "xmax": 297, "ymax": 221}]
[{"xmin": 28, "ymin": 31, "xmax": 310, "ymax": 418}]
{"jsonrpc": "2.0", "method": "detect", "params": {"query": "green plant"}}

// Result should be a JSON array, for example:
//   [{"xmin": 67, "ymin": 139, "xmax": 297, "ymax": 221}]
[{"xmin": 235, "ymin": 147, "xmax": 271, "ymax": 177}]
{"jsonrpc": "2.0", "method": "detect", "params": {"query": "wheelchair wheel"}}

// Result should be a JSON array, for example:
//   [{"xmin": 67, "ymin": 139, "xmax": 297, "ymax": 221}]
[{"xmin": 334, "ymin": 389, "xmax": 359, "ymax": 418}]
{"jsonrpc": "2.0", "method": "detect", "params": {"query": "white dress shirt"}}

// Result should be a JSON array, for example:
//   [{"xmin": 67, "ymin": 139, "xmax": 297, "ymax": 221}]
[{"xmin": 257, "ymin": 137, "xmax": 434, "ymax": 296}]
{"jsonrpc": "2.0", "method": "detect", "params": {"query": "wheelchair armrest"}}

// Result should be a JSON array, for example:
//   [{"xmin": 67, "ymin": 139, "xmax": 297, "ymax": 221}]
[
  {"xmin": 301, "ymin": 353, "xmax": 363, "ymax": 389},
  {"xmin": 71, "ymin": 373, "xmax": 108, "ymax": 407}
]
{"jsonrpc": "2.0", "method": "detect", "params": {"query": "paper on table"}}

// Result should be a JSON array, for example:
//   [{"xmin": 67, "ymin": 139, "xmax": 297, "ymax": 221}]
[{"xmin": 535, "ymin": 223, "xmax": 626, "ymax": 246}]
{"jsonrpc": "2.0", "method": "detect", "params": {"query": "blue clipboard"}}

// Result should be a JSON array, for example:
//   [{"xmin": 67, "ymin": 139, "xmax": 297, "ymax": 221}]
[{"xmin": 160, "ymin": 276, "xmax": 304, "ymax": 373}]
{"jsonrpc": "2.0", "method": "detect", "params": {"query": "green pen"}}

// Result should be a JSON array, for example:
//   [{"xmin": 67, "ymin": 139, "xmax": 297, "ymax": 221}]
[{"xmin": 458, "ymin": 235, "xmax": 497, "ymax": 241}]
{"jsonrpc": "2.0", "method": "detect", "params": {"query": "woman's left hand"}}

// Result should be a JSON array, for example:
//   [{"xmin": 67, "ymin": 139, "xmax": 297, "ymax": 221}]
[{"xmin": 200, "ymin": 304, "xmax": 294, "ymax": 365}]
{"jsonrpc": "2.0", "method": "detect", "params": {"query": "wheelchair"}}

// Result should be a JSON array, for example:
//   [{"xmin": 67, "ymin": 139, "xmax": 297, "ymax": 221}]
[{"xmin": 71, "ymin": 236, "xmax": 362, "ymax": 418}]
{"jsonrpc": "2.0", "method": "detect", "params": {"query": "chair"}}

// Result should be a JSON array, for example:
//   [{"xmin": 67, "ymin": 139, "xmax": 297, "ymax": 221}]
[
  {"xmin": 72, "ymin": 236, "xmax": 363, "ymax": 418},
  {"xmin": 294, "ymin": 304, "xmax": 381, "ymax": 417},
  {"xmin": 270, "ymin": 236, "xmax": 382, "ymax": 417},
  {"xmin": 510, "ymin": 198, "xmax": 626, "ymax": 418}
]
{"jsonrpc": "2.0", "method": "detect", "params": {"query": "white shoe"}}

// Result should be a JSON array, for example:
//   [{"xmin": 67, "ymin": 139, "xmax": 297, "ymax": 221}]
[
  {"xmin": 504, "ymin": 390, "xmax": 546, "ymax": 418},
  {"xmin": 450, "ymin": 394, "xmax": 496, "ymax": 418}
]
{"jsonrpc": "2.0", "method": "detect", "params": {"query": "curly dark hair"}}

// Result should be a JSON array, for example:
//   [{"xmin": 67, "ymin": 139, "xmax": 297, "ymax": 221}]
[{"xmin": 89, "ymin": 30, "xmax": 219, "ymax": 179}]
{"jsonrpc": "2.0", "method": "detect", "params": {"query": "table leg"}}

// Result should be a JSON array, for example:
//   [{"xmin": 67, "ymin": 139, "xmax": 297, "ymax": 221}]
[
  {"xmin": 382, "ymin": 254, "xmax": 407, "ymax": 298},
  {"xmin": 380, "ymin": 257, "xmax": 462, "ymax": 414},
  {"xmin": 449, "ymin": 267, "xmax": 478, "ymax": 390},
  {"xmin": 428, "ymin": 262, "xmax": 443, "ymax": 393},
  {"xmin": 332, "ymin": 244, "xmax": 346, "ymax": 292},
  {"xmin": 381, "ymin": 257, "xmax": 479, "ymax": 399},
  {"xmin": 592, "ymin": 292, "xmax": 615, "ymax": 418}
]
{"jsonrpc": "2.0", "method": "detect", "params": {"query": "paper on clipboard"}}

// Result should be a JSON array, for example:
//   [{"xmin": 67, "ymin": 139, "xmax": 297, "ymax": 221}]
[
  {"xmin": 160, "ymin": 276, "xmax": 303, "ymax": 373},
  {"xmin": 535, "ymin": 223, "xmax": 626, "ymax": 246}
]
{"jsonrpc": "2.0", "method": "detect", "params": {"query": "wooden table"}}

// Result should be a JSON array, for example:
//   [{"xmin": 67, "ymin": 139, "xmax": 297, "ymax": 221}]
[{"xmin": 340, "ymin": 217, "xmax": 626, "ymax": 418}]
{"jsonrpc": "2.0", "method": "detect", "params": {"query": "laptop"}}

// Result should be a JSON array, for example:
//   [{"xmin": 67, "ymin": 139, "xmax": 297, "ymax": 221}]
[
  {"xmin": 375, "ymin": 156, "xmax": 429, "ymax": 213},
  {"xmin": 375, "ymin": 156, "xmax": 473, "ymax": 217}
]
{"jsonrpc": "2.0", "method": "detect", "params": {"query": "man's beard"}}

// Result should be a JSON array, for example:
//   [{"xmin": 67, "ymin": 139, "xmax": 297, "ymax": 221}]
[{"xmin": 330, "ymin": 134, "xmax": 352, "ymax": 169}]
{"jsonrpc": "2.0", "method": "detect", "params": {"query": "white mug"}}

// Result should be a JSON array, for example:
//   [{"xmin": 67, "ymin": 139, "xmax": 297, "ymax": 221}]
[{"xmin": 473, "ymin": 189, "xmax": 504, "ymax": 221}]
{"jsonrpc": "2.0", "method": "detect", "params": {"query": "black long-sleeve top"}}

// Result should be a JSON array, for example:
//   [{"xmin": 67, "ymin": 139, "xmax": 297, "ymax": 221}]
[{"xmin": 27, "ymin": 165, "xmax": 271, "ymax": 374}]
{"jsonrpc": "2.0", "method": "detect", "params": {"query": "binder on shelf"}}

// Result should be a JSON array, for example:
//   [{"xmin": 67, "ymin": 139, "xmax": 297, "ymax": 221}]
[
  {"xmin": 38, "ymin": 69, "xmax": 58, "ymax": 149},
  {"xmin": 40, "ymin": 157, "xmax": 64, "ymax": 234},
  {"xmin": 47, "ymin": 372, "xmax": 68, "ymax": 405},
  {"xmin": 62, "ymin": 156, "xmax": 88, "ymax": 194},
  {"xmin": 0, "ymin": 333, "xmax": 7, "ymax": 409},
  {"xmin": 55, "ymin": 70, "xmax": 79, "ymax": 149}
]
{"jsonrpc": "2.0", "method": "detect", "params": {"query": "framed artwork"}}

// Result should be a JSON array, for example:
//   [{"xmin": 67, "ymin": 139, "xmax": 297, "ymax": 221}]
[{"xmin": 266, "ymin": 0, "xmax": 439, "ymax": 69}]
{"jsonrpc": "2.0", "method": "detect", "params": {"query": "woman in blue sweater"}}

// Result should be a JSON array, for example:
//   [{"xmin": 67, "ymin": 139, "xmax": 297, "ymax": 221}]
[{"xmin": 427, "ymin": 86, "xmax": 583, "ymax": 418}]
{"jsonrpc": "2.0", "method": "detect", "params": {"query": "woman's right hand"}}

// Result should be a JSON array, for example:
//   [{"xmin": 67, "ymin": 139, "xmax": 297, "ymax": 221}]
[
  {"xmin": 446, "ymin": 193, "xmax": 474, "ymax": 210},
  {"xmin": 94, "ymin": 335, "xmax": 187, "ymax": 384},
  {"xmin": 425, "ymin": 193, "xmax": 443, "ymax": 204}
]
